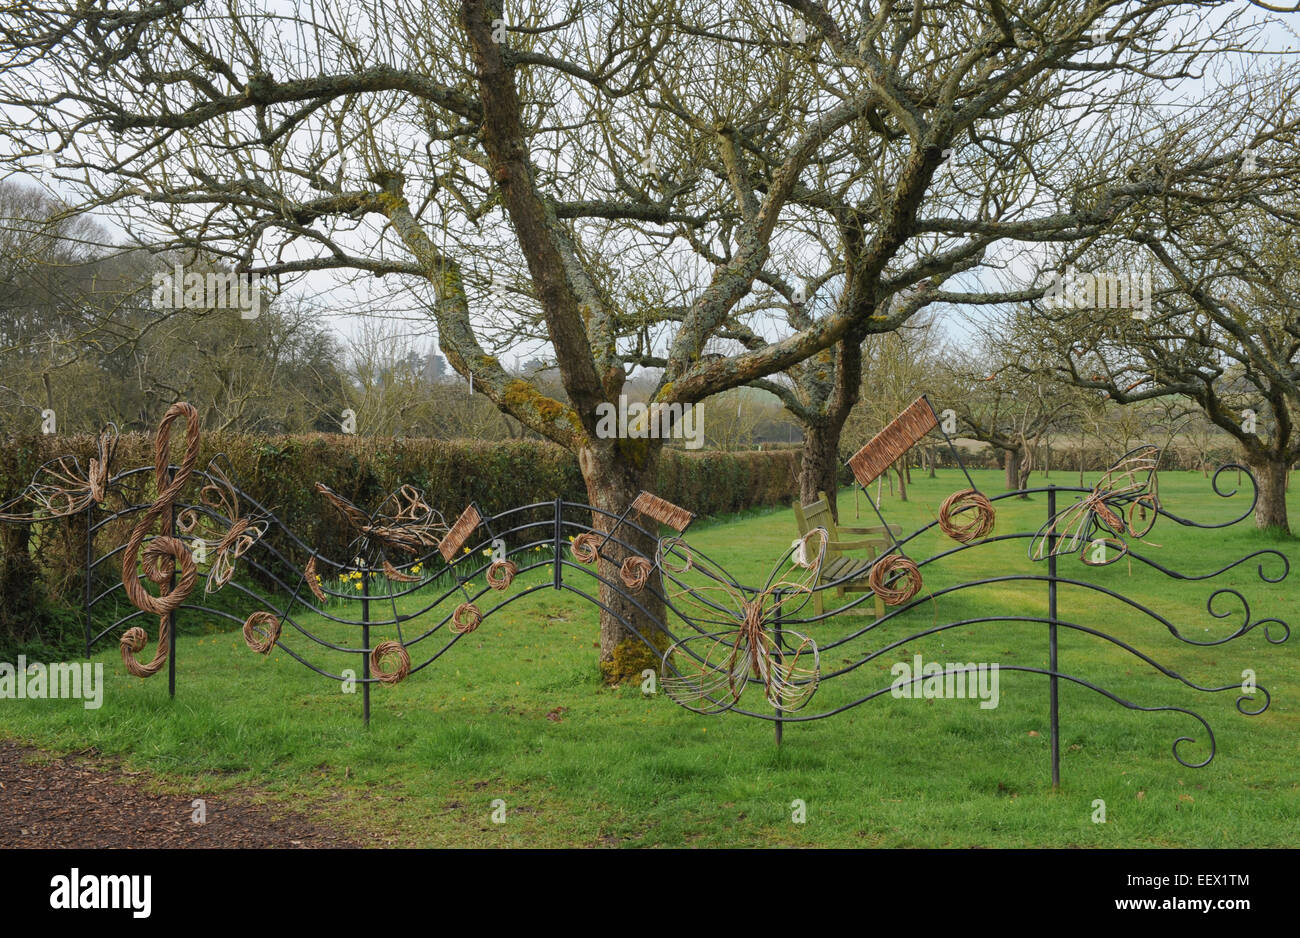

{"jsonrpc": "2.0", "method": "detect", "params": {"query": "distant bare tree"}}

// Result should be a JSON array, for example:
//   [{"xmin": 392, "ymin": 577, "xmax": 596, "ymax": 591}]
[{"xmin": 994, "ymin": 67, "xmax": 1300, "ymax": 530}]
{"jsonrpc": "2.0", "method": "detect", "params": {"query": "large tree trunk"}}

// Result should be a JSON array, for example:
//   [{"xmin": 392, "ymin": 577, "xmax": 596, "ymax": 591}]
[
  {"xmin": 796, "ymin": 335, "xmax": 863, "ymax": 523},
  {"xmin": 577, "ymin": 441, "xmax": 671, "ymax": 683},
  {"xmin": 1018, "ymin": 445, "xmax": 1035, "ymax": 492},
  {"xmin": 1247, "ymin": 453, "xmax": 1290, "ymax": 533},
  {"xmin": 799, "ymin": 422, "xmax": 843, "ymax": 520},
  {"xmin": 1003, "ymin": 448, "xmax": 1022, "ymax": 491}
]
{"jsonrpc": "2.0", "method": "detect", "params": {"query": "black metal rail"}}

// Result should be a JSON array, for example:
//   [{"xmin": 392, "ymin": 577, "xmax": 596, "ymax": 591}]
[{"xmin": 3, "ymin": 437, "xmax": 1289, "ymax": 785}]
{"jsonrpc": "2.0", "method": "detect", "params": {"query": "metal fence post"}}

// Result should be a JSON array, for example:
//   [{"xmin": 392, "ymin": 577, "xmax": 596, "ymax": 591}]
[
  {"xmin": 362, "ymin": 558, "xmax": 371, "ymax": 726},
  {"xmin": 83, "ymin": 504, "xmax": 93, "ymax": 659},
  {"xmin": 553, "ymin": 498, "xmax": 563, "ymax": 590},
  {"xmin": 1047, "ymin": 486, "xmax": 1060, "ymax": 788},
  {"xmin": 773, "ymin": 586, "xmax": 786, "ymax": 745}
]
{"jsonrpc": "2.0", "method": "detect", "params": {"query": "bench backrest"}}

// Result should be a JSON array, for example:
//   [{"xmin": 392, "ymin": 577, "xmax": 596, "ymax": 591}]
[{"xmin": 793, "ymin": 492, "xmax": 844, "ymax": 558}]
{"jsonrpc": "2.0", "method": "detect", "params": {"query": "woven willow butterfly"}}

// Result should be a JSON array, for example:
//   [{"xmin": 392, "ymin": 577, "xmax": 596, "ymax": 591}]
[
  {"xmin": 0, "ymin": 424, "xmax": 118, "ymax": 522},
  {"xmin": 1029, "ymin": 445, "xmax": 1160, "ymax": 566},
  {"xmin": 175, "ymin": 459, "xmax": 268, "ymax": 595},
  {"xmin": 656, "ymin": 528, "xmax": 828, "ymax": 714},
  {"xmin": 317, "ymin": 482, "xmax": 448, "ymax": 557}
]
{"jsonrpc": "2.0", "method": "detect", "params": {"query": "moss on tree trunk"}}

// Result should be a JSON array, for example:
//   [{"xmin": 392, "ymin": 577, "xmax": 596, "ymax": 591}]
[{"xmin": 578, "ymin": 440, "xmax": 671, "ymax": 684}]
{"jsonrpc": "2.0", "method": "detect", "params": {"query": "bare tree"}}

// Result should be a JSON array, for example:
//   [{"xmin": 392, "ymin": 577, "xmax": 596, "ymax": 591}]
[
  {"xmin": 999, "ymin": 67, "xmax": 1300, "ymax": 530},
  {"xmin": 0, "ymin": 0, "xmax": 1282, "ymax": 676},
  {"xmin": 943, "ymin": 355, "xmax": 1075, "ymax": 494},
  {"xmin": 0, "ymin": 182, "xmax": 347, "ymax": 433}
]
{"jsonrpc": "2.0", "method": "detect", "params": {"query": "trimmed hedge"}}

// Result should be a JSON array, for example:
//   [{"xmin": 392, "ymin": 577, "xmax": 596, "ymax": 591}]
[{"xmin": 0, "ymin": 432, "xmax": 801, "ymax": 650}]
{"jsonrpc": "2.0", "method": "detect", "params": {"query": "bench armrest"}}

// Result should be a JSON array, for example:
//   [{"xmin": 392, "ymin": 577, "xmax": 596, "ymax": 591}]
[
  {"xmin": 825, "ymin": 537, "xmax": 883, "ymax": 552},
  {"xmin": 838, "ymin": 524, "xmax": 902, "ymax": 536}
]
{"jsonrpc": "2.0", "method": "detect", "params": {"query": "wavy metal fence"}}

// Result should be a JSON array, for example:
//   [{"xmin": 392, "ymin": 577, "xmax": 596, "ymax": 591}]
[{"xmin": 1, "ymin": 401, "xmax": 1288, "ymax": 785}]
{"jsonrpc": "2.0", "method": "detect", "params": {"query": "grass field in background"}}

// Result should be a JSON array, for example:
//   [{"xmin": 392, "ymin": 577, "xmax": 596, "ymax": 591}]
[{"xmin": 1, "ymin": 467, "xmax": 1297, "ymax": 847}]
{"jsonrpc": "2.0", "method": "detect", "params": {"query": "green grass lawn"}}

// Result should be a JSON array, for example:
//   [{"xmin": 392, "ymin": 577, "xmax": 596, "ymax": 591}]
[{"xmin": 2, "ymin": 467, "xmax": 1298, "ymax": 847}]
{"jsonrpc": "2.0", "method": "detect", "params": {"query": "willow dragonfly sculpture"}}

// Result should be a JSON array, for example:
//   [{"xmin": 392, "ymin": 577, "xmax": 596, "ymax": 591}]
[
  {"xmin": 1029, "ymin": 444, "xmax": 1160, "ymax": 566},
  {"xmin": 656, "ymin": 529, "xmax": 828, "ymax": 715},
  {"xmin": 0, "ymin": 400, "xmax": 1288, "ymax": 785}
]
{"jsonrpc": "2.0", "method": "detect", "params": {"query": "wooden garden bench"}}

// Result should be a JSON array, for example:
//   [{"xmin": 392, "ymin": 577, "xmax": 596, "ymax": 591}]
[{"xmin": 792, "ymin": 490, "xmax": 901, "ymax": 617}]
